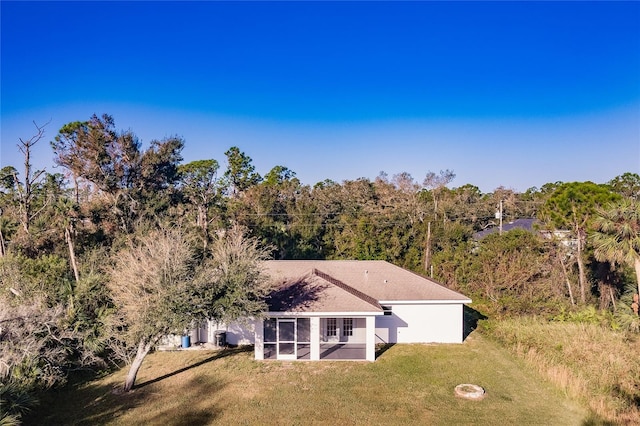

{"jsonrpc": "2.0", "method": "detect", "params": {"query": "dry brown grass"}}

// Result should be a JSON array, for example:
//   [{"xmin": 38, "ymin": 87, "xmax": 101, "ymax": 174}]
[{"xmin": 485, "ymin": 318, "xmax": 640, "ymax": 425}]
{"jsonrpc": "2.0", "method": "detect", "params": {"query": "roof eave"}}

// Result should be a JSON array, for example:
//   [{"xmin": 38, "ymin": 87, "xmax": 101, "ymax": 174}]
[
  {"xmin": 266, "ymin": 311, "xmax": 384, "ymax": 317},
  {"xmin": 378, "ymin": 299, "xmax": 472, "ymax": 305}
]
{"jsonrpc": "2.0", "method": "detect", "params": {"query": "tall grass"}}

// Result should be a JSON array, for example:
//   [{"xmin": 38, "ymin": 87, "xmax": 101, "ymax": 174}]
[{"xmin": 482, "ymin": 317, "xmax": 640, "ymax": 425}]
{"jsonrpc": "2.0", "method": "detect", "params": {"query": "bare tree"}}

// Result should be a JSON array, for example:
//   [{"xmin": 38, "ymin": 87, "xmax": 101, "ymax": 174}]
[
  {"xmin": 423, "ymin": 169, "xmax": 456, "ymax": 221},
  {"xmin": 422, "ymin": 169, "xmax": 455, "ymax": 272},
  {"xmin": 12, "ymin": 121, "xmax": 50, "ymax": 233}
]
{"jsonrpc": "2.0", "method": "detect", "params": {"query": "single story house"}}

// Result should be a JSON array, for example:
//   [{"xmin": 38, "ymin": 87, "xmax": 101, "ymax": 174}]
[
  {"xmin": 472, "ymin": 218, "xmax": 538, "ymax": 240},
  {"xmin": 472, "ymin": 219, "xmax": 578, "ymax": 250},
  {"xmin": 196, "ymin": 260, "xmax": 471, "ymax": 362}
]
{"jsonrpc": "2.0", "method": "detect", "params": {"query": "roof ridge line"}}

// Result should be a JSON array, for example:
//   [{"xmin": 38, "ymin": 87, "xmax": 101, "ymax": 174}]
[{"xmin": 311, "ymin": 268, "xmax": 381, "ymax": 309}]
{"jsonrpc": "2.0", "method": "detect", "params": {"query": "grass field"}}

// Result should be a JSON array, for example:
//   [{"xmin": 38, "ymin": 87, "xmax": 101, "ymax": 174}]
[{"xmin": 26, "ymin": 334, "xmax": 592, "ymax": 426}]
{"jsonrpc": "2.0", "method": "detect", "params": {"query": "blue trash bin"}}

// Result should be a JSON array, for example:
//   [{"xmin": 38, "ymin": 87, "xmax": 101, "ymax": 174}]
[{"xmin": 181, "ymin": 335, "xmax": 191, "ymax": 348}]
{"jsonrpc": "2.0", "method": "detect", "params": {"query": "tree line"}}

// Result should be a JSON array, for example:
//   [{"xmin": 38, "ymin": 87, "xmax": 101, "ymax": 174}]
[{"xmin": 1, "ymin": 114, "xmax": 638, "ymax": 422}]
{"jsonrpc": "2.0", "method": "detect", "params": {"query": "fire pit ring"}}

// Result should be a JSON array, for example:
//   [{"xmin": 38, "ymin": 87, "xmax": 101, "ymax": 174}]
[{"xmin": 454, "ymin": 383, "xmax": 485, "ymax": 400}]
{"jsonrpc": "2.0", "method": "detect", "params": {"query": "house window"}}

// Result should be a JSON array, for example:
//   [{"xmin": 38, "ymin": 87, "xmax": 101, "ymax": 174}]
[
  {"xmin": 327, "ymin": 318, "xmax": 337, "ymax": 336},
  {"xmin": 382, "ymin": 305, "xmax": 393, "ymax": 316},
  {"xmin": 343, "ymin": 318, "xmax": 353, "ymax": 337}
]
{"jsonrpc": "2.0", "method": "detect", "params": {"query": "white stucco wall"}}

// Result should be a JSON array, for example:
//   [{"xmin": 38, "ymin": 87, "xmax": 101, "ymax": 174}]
[
  {"xmin": 211, "ymin": 319, "xmax": 257, "ymax": 345},
  {"xmin": 193, "ymin": 302, "xmax": 465, "ymax": 351},
  {"xmin": 375, "ymin": 303, "xmax": 464, "ymax": 344}
]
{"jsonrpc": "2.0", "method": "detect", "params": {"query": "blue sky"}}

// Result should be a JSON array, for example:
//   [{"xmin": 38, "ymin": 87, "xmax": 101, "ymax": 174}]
[{"xmin": 2, "ymin": 1, "xmax": 639, "ymax": 193}]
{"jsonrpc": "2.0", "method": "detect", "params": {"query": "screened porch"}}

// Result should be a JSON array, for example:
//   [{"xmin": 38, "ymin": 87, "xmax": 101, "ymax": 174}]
[{"xmin": 259, "ymin": 316, "xmax": 374, "ymax": 361}]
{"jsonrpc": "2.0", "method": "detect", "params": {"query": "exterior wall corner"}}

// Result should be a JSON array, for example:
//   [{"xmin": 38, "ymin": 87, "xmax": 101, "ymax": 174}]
[
  {"xmin": 366, "ymin": 316, "xmax": 376, "ymax": 361},
  {"xmin": 310, "ymin": 317, "xmax": 320, "ymax": 360},
  {"xmin": 254, "ymin": 318, "xmax": 264, "ymax": 360}
]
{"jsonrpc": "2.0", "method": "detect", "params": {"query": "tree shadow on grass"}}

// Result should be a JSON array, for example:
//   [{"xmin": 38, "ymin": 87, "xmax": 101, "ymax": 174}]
[
  {"xmin": 24, "ymin": 347, "xmax": 252, "ymax": 426},
  {"xmin": 375, "ymin": 343, "xmax": 395, "ymax": 359},
  {"xmin": 135, "ymin": 346, "xmax": 252, "ymax": 389},
  {"xmin": 463, "ymin": 305, "xmax": 488, "ymax": 341},
  {"xmin": 23, "ymin": 379, "xmax": 225, "ymax": 426},
  {"xmin": 137, "ymin": 376, "xmax": 226, "ymax": 426}
]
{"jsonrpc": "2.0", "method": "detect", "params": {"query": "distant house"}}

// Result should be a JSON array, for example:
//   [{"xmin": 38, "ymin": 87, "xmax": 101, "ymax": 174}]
[
  {"xmin": 472, "ymin": 218, "xmax": 578, "ymax": 249},
  {"xmin": 189, "ymin": 260, "xmax": 471, "ymax": 362},
  {"xmin": 539, "ymin": 229, "xmax": 579, "ymax": 250},
  {"xmin": 472, "ymin": 218, "xmax": 538, "ymax": 240}
]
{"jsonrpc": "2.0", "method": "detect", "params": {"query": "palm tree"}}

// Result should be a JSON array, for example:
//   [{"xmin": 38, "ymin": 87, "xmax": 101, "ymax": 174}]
[{"xmin": 591, "ymin": 199, "xmax": 640, "ymax": 299}]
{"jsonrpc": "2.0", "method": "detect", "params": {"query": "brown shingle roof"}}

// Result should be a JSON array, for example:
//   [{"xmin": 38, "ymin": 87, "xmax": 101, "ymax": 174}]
[
  {"xmin": 264, "ymin": 260, "xmax": 470, "ymax": 313},
  {"xmin": 265, "ymin": 269, "xmax": 382, "ymax": 313},
  {"xmin": 311, "ymin": 268, "xmax": 381, "ymax": 308}
]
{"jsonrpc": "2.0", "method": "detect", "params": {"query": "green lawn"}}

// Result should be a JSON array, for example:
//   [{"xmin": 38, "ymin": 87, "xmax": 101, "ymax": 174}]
[{"xmin": 28, "ymin": 334, "xmax": 590, "ymax": 425}]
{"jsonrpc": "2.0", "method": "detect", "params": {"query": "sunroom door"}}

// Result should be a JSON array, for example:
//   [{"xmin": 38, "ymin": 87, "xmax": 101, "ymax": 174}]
[{"xmin": 277, "ymin": 319, "xmax": 296, "ymax": 360}]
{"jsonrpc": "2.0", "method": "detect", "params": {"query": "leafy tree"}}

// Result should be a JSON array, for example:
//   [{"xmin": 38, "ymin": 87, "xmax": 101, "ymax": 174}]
[
  {"xmin": 237, "ymin": 165, "xmax": 304, "ymax": 259},
  {"xmin": 52, "ymin": 115, "xmax": 139, "ymax": 195},
  {"xmin": 69, "ymin": 254, "xmax": 114, "ymax": 362},
  {"xmin": 190, "ymin": 227, "xmax": 272, "ymax": 321},
  {"xmin": 447, "ymin": 184, "xmax": 487, "ymax": 229},
  {"xmin": 263, "ymin": 165, "xmax": 296, "ymax": 187},
  {"xmin": 591, "ymin": 198, "xmax": 640, "ymax": 300},
  {"xmin": 474, "ymin": 230, "xmax": 566, "ymax": 312},
  {"xmin": 608, "ymin": 172, "xmax": 640, "ymax": 200},
  {"xmin": 518, "ymin": 186, "xmax": 547, "ymax": 219},
  {"xmin": 178, "ymin": 159, "xmax": 226, "ymax": 249},
  {"xmin": 0, "ymin": 166, "xmax": 20, "ymax": 257},
  {"xmin": 374, "ymin": 175, "xmax": 426, "ymax": 269},
  {"xmin": 430, "ymin": 225, "xmax": 475, "ymax": 291},
  {"xmin": 52, "ymin": 114, "xmax": 184, "ymax": 232},
  {"xmin": 321, "ymin": 177, "xmax": 423, "ymax": 268},
  {"xmin": 106, "ymin": 226, "xmax": 270, "ymax": 392},
  {"xmin": 539, "ymin": 181, "xmax": 564, "ymax": 195},
  {"xmin": 285, "ymin": 186, "xmax": 326, "ymax": 259},
  {"xmin": 106, "ymin": 227, "xmax": 196, "ymax": 391},
  {"xmin": 224, "ymin": 146, "xmax": 262, "ymax": 197},
  {"xmin": 540, "ymin": 182, "xmax": 620, "ymax": 303},
  {"xmin": 137, "ymin": 137, "xmax": 184, "ymax": 217}
]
